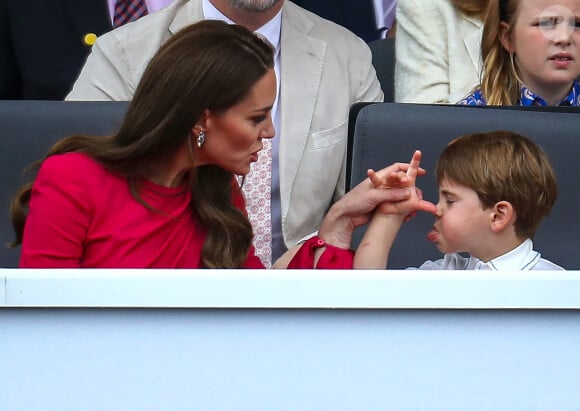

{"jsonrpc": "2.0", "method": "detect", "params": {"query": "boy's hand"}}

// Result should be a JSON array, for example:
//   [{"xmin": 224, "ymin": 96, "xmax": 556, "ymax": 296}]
[{"xmin": 367, "ymin": 150, "xmax": 437, "ymax": 218}]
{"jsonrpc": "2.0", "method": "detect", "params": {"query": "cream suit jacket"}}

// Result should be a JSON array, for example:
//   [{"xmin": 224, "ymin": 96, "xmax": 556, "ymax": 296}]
[
  {"xmin": 394, "ymin": 0, "xmax": 483, "ymax": 104},
  {"xmin": 66, "ymin": 0, "xmax": 383, "ymax": 249}
]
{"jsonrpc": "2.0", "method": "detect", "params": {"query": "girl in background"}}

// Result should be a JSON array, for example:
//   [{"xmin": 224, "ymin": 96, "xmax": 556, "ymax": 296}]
[{"xmin": 460, "ymin": 0, "xmax": 580, "ymax": 106}]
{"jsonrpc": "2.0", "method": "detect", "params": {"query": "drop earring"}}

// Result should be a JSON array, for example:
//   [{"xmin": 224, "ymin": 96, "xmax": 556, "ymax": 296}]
[{"xmin": 197, "ymin": 130, "xmax": 206, "ymax": 148}]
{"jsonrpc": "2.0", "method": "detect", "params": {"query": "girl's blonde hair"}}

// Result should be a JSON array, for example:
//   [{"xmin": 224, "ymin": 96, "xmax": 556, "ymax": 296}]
[{"xmin": 480, "ymin": 0, "xmax": 521, "ymax": 105}]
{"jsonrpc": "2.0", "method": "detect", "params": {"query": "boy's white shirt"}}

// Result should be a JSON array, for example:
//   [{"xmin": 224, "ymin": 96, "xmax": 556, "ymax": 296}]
[{"xmin": 410, "ymin": 239, "xmax": 564, "ymax": 271}]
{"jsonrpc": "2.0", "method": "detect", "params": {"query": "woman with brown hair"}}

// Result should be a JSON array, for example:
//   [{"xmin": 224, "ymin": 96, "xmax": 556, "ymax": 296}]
[
  {"xmin": 10, "ymin": 20, "xmax": 417, "ymax": 269},
  {"xmin": 395, "ymin": 0, "xmax": 489, "ymax": 103}
]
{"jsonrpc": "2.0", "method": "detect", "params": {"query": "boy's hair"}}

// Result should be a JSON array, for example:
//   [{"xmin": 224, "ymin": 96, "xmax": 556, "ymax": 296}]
[{"xmin": 436, "ymin": 130, "xmax": 558, "ymax": 239}]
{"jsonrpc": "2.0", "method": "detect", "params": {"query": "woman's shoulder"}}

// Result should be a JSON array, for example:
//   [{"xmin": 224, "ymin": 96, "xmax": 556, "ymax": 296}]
[{"xmin": 40, "ymin": 152, "xmax": 107, "ymax": 179}]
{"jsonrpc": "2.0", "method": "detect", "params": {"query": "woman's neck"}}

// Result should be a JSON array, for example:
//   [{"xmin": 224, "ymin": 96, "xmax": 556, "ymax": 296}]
[
  {"xmin": 148, "ymin": 146, "xmax": 192, "ymax": 188},
  {"xmin": 148, "ymin": 170, "xmax": 188, "ymax": 188}
]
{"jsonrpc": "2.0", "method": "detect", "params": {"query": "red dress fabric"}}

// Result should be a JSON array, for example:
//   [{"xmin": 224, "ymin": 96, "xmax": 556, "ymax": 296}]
[
  {"xmin": 287, "ymin": 236, "xmax": 354, "ymax": 269},
  {"xmin": 20, "ymin": 153, "xmax": 353, "ymax": 269}
]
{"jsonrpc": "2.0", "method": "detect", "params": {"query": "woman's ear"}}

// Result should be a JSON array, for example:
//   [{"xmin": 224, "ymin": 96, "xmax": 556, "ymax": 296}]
[
  {"xmin": 499, "ymin": 21, "xmax": 515, "ymax": 53},
  {"xmin": 192, "ymin": 109, "xmax": 211, "ymax": 135},
  {"xmin": 490, "ymin": 200, "xmax": 516, "ymax": 233}
]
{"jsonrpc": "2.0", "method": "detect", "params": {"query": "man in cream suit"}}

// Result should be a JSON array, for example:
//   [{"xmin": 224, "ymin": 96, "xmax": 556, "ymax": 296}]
[{"xmin": 67, "ymin": 0, "xmax": 383, "ymax": 266}]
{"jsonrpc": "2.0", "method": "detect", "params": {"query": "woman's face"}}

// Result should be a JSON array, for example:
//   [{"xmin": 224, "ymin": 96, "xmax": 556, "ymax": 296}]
[
  {"xmin": 196, "ymin": 68, "xmax": 277, "ymax": 175},
  {"xmin": 502, "ymin": 0, "xmax": 580, "ymax": 101}
]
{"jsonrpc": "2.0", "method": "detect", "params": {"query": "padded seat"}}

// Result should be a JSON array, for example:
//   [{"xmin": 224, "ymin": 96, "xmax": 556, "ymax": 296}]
[{"xmin": 368, "ymin": 38, "xmax": 395, "ymax": 103}]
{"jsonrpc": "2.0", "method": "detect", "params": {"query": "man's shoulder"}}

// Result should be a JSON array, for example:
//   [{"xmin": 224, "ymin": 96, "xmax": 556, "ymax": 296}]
[
  {"xmin": 95, "ymin": 0, "xmax": 196, "ymax": 52},
  {"xmin": 284, "ymin": 1, "xmax": 366, "ymax": 47}
]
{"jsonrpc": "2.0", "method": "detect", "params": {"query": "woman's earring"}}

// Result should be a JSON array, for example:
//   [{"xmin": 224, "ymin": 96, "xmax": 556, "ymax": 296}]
[{"xmin": 196, "ymin": 130, "xmax": 206, "ymax": 148}]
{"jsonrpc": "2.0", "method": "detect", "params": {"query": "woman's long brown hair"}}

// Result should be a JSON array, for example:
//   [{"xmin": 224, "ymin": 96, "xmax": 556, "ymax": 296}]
[{"xmin": 10, "ymin": 20, "xmax": 275, "ymax": 268}]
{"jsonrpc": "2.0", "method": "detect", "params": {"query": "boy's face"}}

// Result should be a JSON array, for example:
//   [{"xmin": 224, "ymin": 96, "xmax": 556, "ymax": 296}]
[{"xmin": 428, "ymin": 178, "xmax": 494, "ymax": 259}]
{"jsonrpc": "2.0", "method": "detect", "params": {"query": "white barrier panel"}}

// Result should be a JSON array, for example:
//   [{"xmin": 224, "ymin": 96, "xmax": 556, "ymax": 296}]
[{"xmin": 1, "ymin": 269, "xmax": 580, "ymax": 411}]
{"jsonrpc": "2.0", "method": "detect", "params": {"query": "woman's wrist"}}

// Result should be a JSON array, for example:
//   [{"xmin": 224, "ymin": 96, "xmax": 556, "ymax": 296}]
[{"xmin": 317, "ymin": 204, "xmax": 354, "ymax": 250}]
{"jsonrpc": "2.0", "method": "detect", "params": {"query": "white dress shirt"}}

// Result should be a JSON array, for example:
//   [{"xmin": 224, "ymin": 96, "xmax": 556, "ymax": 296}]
[{"xmin": 411, "ymin": 239, "xmax": 564, "ymax": 271}]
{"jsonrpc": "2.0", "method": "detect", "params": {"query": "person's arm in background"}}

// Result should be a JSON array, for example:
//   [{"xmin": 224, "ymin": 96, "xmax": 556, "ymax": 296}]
[
  {"xmin": 0, "ymin": 1, "xmax": 21, "ymax": 99},
  {"xmin": 394, "ymin": 0, "xmax": 451, "ymax": 103}
]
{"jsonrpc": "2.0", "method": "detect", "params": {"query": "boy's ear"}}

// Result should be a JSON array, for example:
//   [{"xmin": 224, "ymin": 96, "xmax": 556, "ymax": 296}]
[
  {"xmin": 499, "ymin": 22, "xmax": 515, "ymax": 53},
  {"xmin": 490, "ymin": 201, "xmax": 516, "ymax": 233}
]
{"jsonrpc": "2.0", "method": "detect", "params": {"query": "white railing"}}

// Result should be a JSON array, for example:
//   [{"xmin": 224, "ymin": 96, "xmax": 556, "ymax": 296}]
[{"xmin": 2, "ymin": 270, "xmax": 580, "ymax": 411}]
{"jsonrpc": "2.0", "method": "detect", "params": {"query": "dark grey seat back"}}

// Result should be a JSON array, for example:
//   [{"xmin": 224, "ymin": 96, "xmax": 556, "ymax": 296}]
[
  {"xmin": 348, "ymin": 103, "xmax": 580, "ymax": 269},
  {"xmin": 0, "ymin": 101, "xmax": 128, "ymax": 267},
  {"xmin": 368, "ymin": 38, "xmax": 395, "ymax": 103}
]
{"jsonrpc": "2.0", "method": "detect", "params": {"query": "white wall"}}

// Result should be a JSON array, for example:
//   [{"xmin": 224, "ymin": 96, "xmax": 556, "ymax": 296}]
[{"xmin": 2, "ymin": 270, "xmax": 580, "ymax": 411}]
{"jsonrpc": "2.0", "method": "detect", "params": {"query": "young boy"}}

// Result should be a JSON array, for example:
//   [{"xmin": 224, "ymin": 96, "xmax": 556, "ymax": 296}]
[{"xmin": 354, "ymin": 130, "xmax": 563, "ymax": 270}]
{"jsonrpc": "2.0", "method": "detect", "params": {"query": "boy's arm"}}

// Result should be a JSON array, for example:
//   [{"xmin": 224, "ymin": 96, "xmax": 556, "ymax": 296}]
[
  {"xmin": 354, "ymin": 213, "xmax": 405, "ymax": 269},
  {"xmin": 354, "ymin": 151, "xmax": 437, "ymax": 269}
]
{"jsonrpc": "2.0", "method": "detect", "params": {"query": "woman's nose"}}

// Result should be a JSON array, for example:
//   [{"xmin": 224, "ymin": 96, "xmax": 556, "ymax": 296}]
[{"xmin": 261, "ymin": 118, "xmax": 276, "ymax": 140}]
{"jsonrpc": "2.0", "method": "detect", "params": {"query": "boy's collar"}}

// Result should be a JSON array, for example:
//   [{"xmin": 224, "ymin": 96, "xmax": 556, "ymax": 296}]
[{"xmin": 471, "ymin": 239, "xmax": 541, "ymax": 271}]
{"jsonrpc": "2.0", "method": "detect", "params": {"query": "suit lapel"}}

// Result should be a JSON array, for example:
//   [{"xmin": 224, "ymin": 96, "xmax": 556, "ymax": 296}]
[
  {"xmin": 170, "ymin": 0, "xmax": 204, "ymax": 34},
  {"xmin": 64, "ymin": 0, "xmax": 111, "ymax": 38},
  {"xmin": 279, "ymin": 4, "xmax": 325, "ymax": 218},
  {"xmin": 463, "ymin": 15, "xmax": 484, "ymax": 73}
]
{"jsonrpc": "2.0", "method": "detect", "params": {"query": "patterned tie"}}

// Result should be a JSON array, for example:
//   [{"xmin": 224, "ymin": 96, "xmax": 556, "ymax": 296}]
[
  {"xmin": 243, "ymin": 138, "xmax": 272, "ymax": 268},
  {"xmin": 382, "ymin": 0, "xmax": 397, "ymax": 29},
  {"xmin": 113, "ymin": 0, "xmax": 149, "ymax": 28}
]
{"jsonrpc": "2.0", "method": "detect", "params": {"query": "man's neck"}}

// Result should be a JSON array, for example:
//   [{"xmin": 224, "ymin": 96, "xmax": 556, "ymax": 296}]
[{"xmin": 208, "ymin": 0, "xmax": 284, "ymax": 32}]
